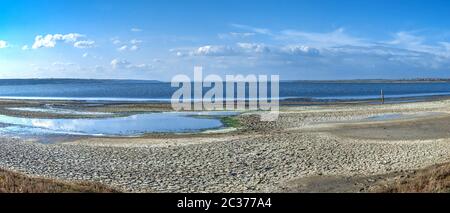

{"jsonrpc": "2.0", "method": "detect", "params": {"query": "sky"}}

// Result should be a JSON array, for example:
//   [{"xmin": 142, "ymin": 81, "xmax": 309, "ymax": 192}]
[{"xmin": 2, "ymin": 0, "xmax": 450, "ymax": 80}]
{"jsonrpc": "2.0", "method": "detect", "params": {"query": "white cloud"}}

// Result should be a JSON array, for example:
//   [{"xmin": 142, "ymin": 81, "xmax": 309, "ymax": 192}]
[
  {"xmin": 52, "ymin": 61, "xmax": 75, "ymax": 66},
  {"xmin": 22, "ymin": 45, "xmax": 29, "ymax": 50},
  {"xmin": 237, "ymin": 43, "xmax": 270, "ymax": 53},
  {"xmin": 190, "ymin": 45, "xmax": 235, "ymax": 56},
  {"xmin": 32, "ymin": 35, "xmax": 57, "ymax": 48},
  {"xmin": 117, "ymin": 45, "xmax": 128, "ymax": 51},
  {"xmin": 74, "ymin": 40, "xmax": 95, "ymax": 48},
  {"xmin": 178, "ymin": 43, "xmax": 321, "ymax": 58},
  {"xmin": 60, "ymin": 33, "xmax": 83, "ymax": 43},
  {"xmin": 111, "ymin": 58, "xmax": 152, "ymax": 71},
  {"xmin": 32, "ymin": 33, "xmax": 87, "ymax": 49},
  {"xmin": 176, "ymin": 51, "xmax": 184, "ymax": 57},
  {"xmin": 129, "ymin": 45, "xmax": 139, "ymax": 51},
  {"xmin": 130, "ymin": 39, "xmax": 142, "ymax": 44},
  {"xmin": 131, "ymin": 28, "xmax": 143, "ymax": 32},
  {"xmin": 384, "ymin": 31, "xmax": 445, "ymax": 56},
  {"xmin": 111, "ymin": 37, "xmax": 121, "ymax": 45},
  {"xmin": 275, "ymin": 29, "xmax": 450, "ymax": 60},
  {"xmin": 116, "ymin": 39, "xmax": 142, "ymax": 51},
  {"xmin": 81, "ymin": 52, "xmax": 102, "ymax": 59},
  {"xmin": 0, "ymin": 40, "xmax": 8, "ymax": 48},
  {"xmin": 21, "ymin": 25, "xmax": 450, "ymax": 78},
  {"xmin": 280, "ymin": 45, "xmax": 320, "ymax": 56},
  {"xmin": 388, "ymin": 32, "xmax": 423, "ymax": 46},
  {"xmin": 129, "ymin": 63, "xmax": 152, "ymax": 69},
  {"xmin": 111, "ymin": 59, "xmax": 131, "ymax": 69},
  {"xmin": 278, "ymin": 28, "xmax": 368, "ymax": 48}
]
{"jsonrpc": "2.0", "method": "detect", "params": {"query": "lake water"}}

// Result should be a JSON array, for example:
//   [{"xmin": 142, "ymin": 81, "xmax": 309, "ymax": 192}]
[
  {"xmin": 1, "ymin": 79, "xmax": 450, "ymax": 102},
  {"xmin": 0, "ymin": 111, "xmax": 238, "ymax": 136}
]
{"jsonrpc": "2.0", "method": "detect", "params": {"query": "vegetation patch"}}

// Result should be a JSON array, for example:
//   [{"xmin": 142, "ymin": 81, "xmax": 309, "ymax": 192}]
[
  {"xmin": 0, "ymin": 169, "xmax": 119, "ymax": 193},
  {"xmin": 374, "ymin": 163, "xmax": 450, "ymax": 193},
  {"xmin": 220, "ymin": 116, "xmax": 241, "ymax": 128}
]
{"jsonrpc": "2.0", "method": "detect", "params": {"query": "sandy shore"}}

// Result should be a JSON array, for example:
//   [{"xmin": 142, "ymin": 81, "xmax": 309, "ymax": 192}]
[{"xmin": 1, "ymin": 99, "xmax": 450, "ymax": 192}]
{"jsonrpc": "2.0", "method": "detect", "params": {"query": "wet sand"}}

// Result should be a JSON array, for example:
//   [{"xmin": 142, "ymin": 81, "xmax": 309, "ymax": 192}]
[
  {"xmin": 330, "ymin": 115, "xmax": 450, "ymax": 140},
  {"xmin": 0, "ymin": 99, "xmax": 173, "ymax": 119}
]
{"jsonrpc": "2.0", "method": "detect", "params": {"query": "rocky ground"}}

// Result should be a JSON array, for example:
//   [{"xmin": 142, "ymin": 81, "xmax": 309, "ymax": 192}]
[{"xmin": 1, "ymin": 99, "xmax": 450, "ymax": 192}]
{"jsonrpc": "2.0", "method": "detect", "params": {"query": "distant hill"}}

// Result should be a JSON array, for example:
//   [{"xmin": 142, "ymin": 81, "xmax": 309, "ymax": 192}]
[
  {"xmin": 0, "ymin": 78, "xmax": 163, "ymax": 85},
  {"xmin": 286, "ymin": 78, "xmax": 450, "ymax": 83},
  {"xmin": 1, "ymin": 78, "xmax": 449, "ymax": 84}
]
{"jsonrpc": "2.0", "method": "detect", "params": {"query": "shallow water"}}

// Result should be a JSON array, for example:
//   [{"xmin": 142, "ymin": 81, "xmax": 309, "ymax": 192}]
[
  {"xmin": 0, "ymin": 111, "xmax": 238, "ymax": 136},
  {"xmin": 6, "ymin": 107, "xmax": 112, "ymax": 115},
  {"xmin": 365, "ymin": 112, "xmax": 442, "ymax": 121},
  {"xmin": 366, "ymin": 114, "xmax": 405, "ymax": 121}
]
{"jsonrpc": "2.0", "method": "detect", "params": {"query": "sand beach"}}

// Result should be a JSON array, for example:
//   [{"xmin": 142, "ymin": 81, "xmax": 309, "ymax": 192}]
[{"xmin": 0, "ymin": 98, "xmax": 449, "ymax": 192}]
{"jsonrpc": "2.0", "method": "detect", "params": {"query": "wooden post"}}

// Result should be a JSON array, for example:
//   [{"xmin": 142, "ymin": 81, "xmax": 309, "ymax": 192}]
[{"xmin": 381, "ymin": 89, "xmax": 384, "ymax": 104}]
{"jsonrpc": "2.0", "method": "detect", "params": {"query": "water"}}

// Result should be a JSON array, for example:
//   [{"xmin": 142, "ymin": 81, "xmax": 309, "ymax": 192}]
[
  {"xmin": 366, "ymin": 114, "xmax": 405, "ymax": 121},
  {"xmin": 0, "ymin": 79, "xmax": 450, "ymax": 102},
  {"xmin": 0, "ymin": 79, "xmax": 448, "ymax": 138},
  {"xmin": 365, "ymin": 112, "xmax": 443, "ymax": 121},
  {"xmin": 0, "ymin": 111, "xmax": 237, "ymax": 136},
  {"xmin": 6, "ymin": 107, "xmax": 113, "ymax": 115}
]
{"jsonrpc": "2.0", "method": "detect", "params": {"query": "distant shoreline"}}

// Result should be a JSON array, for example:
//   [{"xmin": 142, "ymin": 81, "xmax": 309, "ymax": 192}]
[
  {"xmin": 1, "ymin": 78, "xmax": 450, "ymax": 83},
  {"xmin": 286, "ymin": 79, "xmax": 450, "ymax": 83},
  {"xmin": 0, "ymin": 92, "xmax": 449, "ymax": 104}
]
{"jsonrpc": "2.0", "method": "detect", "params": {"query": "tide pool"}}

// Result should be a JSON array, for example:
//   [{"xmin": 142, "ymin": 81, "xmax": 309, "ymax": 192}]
[{"xmin": 0, "ymin": 111, "xmax": 238, "ymax": 136}]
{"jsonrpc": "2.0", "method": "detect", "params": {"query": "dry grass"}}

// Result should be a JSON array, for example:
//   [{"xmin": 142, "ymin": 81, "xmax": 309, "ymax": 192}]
[
  {"xmin": 0, "ymin": 169, "xmax": 119, "ymax": 193},
  {"xmin": 375, "ymin": 163, "xmax": 450, "ymax": 193}
]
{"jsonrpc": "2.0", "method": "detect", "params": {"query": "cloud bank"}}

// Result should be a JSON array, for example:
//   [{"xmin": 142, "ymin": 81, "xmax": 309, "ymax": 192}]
[{"xmin": 32, "ymin": 33, "xmax": 95, "ymax": 49}]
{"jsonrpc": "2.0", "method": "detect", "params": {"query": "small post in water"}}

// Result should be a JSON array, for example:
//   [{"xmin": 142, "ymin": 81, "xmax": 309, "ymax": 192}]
[{"xmin": 380, "ymin": 89, "xmax": 384, "ymax": 104}]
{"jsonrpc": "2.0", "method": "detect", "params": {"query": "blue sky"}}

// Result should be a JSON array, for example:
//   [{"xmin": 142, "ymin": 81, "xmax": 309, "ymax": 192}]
[{"xmin": 2, "ymin": 0, "xmax": 450, "ymax": 80}]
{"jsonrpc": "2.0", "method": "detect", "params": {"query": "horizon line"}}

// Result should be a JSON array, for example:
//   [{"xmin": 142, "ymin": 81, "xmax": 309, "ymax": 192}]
[{"xmin": 1, "ymin": 77, "xmax": 450, "ymax": 83}]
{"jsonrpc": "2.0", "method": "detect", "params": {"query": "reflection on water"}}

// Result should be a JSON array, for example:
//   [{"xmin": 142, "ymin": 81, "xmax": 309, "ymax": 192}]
[{"xmin": 0, "ymin": 111, "xmax": 238, "ymax": 136}]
